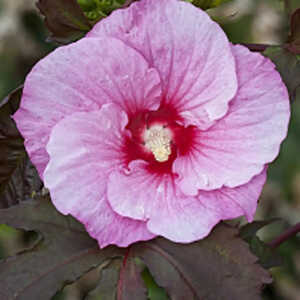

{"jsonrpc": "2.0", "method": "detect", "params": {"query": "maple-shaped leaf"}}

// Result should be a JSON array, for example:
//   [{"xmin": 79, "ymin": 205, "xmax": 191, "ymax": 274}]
[
  {"xmin": 0, "ymin": 197, "xmax": 124, "ymax": 300},
  {"xmin": 0, "ymin": 198, "xmax": 272, "ymax": 300},
  {"xmin": 85, "ymin": 224, "xmax": 271, "ymax": 300}
]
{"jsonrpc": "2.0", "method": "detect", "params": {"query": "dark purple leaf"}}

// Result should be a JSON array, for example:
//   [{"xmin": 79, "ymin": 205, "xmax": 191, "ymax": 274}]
[
  {"xmin": 0, "ymin": 156, "xmax": 43, "ymax": 208},
  {"xmin": 85, "ymin": 256, "xmax": 147, "ymax": 300},
  {"xmin": 0, "ymin": 197, "xmax": 124, "ymax": 300},
  {"xmin": 37, "ymin": 0, "xmax": 92, "ymax": 44},
  {"xmin": 264, "ymin": 46, "xmax": 300, "ymax": 101},
  {"xmin": 0, "ymin": 198, "xmax": 271, "ymax": 300},
  {"xmin": 85, "ymin": 259, "xmax": 121, "ymax": 300},
  {"xmin": 0, "ymin": 87, "xmax": 24, "ymax": 191},
  {"xmin": 0, "ymin": 88, "xmax": 37, "ymax": 206},
  {"xmin": 0, "ymin": 87, "xmax": 42, "ymax": 208},
  {"xmin": 133, "ymin": 224, "xmax": 272, "ymax": 300},
  {"xmin": 118, "ymin": 255, "xmax": 147, "ymax": 299},
  {"xmin": 86, "ymin": 225, "xmax": 271, "ymax": 300}
]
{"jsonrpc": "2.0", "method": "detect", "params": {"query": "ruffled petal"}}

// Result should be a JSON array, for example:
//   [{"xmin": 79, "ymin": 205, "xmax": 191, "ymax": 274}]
[
  {"xmin": 44, "ymin": 104, "xmax": 155, "ymax": 248},
  {"xmin": 108, "ymin": 160, "xmax": 173, "ymax": 221},
  {"xmin": 107, "ymin": 160, "xmax": 266, "ymax": 242},
  {"xmin": 14, "ymin": 37, "xmax": 161, "ymax": 178},
  {"xmin": 88, "ymin": 0, "xmax": 237, "ymax": 129},
  {"xmin": 83, "ymin": 200, "xmax": 155, "ymax": 248},
  {"xmin": 197, "ymin": 169, "xmax": 267, "ymax": 222},
  {"xmin": 174, "ymin": 45, "xmax": 290, "ymax": 195}
]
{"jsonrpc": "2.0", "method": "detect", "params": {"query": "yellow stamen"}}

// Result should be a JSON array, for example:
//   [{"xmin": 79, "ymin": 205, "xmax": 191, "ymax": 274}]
[{"xmin": 144, "ymin": 125, "xmax": 172, "ymax": 162}]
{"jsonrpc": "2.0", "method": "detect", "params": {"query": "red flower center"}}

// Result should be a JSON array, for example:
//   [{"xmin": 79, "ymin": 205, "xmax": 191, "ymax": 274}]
[{"xmin": 124, "ymin": 104, "xmax": 196, "ymax": 175}]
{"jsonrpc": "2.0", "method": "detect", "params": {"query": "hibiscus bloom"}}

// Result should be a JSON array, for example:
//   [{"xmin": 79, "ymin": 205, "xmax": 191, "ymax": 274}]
[{"xmin": 13, "ymin": 0, "xmax": 290, "ymax": 248}]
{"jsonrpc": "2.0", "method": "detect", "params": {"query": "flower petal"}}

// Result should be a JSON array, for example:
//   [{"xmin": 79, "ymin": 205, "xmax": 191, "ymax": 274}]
[
  {"xmin": 107, "ymin": 160, "xmax": 266, "ymax": 242},
  {"xmin": 108, "ymin": 160, "xmax": 172, "ymax": 222},
  {"xmin": 44, "ymin": 104, "xmax": 155, "ymax": 248},
  {"xmin": 13, "ymin": 37, "xmax": 161, "ymax": 178},
  {"xmin": 174, "ymin": 45, "xmax": 290, "ymax": 195},
  {"xmin": 88, "ymin": 0, "xmax": 237, "ymax": 129},
  {"xmin": 198, "ymin": 169, "xmax": 267, "ymax": 222}
]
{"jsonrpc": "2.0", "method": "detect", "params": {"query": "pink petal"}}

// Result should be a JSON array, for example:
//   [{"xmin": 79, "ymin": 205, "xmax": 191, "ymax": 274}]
[
  {"xmin": 13, "ymin": 37, "xmax": 161, "ymax": 178},
  {"xmin": 174, "ymin": 45, "xmax": 290, "ymax": 195},
  {"xmin": 198, "ymin": 169, "xmax": 267, "ymax": 222},
  {"xmin": 108, "ymin": 160, "xmax": 171, "ymax": 222},
  {"xmin": 43, "ymin": 104, "xmax": 155, "ymax": 248},
  {"xmin": 107, "ymin": 160, "xmax": 266, "ymax": 242},
  {"xmin": 88, "ymin": 0, "xmax": 238, "ymax": 129}
]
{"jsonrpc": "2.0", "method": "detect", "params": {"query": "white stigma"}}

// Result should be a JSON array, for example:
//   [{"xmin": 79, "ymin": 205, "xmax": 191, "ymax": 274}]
[{"xmin": 144, "ymin": 125, "xmax": 172, "ymax": 162}]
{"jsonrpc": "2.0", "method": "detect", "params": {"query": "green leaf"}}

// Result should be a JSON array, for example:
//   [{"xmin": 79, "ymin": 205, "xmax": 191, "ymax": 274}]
[
  {"xmin": 0, "ymin": 87, "xmax": 42, "ymax": 208},
  {"xmin": 240, "ymin": 221, "xmax": 283, "ymax": 269},
  {"xmin": 37, "ymin": 0, "xmax": 92, "ymax": 44},
  {"xmin": 184, "ymin": 0, "xmax": 233, "ymax": 10},
  {"xmin": 132, "ymin": 224, "xmax": 271, "ymax": 300},
  {"xmin": 263, "ymin": 46, "xmax": 300, "ymax": 101},
  {"xmin": 141, "ymin": 267, "xmax": 169, "ymax": 300},
  {"xmin": 0, "ymin": 197, "xmax": 124, "ymax": 300},
  {"xmin": 287, "ymin": 8, "xmax": 300, "ymax": 54},
  {"xmin": 77, "ymin": 0, "xmax": 125, "ymax": 23}
]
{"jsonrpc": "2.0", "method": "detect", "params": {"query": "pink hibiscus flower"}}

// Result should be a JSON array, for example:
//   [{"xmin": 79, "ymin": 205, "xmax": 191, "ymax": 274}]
[{"xmin": 13, "ymin": 0, "xmax": 290, "ymax": 248}]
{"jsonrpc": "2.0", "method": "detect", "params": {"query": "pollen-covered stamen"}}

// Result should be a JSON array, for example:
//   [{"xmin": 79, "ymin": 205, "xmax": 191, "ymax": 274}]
[{"xmin": 144, "ymin": 125, "xmax": 172, "ymax": 162}]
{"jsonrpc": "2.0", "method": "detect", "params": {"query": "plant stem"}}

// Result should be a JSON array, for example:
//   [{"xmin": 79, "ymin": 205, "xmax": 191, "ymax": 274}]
[
  {"xmin": 241, "ymin": 43, "xmax": 271, "ymax": 52},
  {"xmin": 268, "ymin": 223, "xmax": 300, "ymax": 249}
]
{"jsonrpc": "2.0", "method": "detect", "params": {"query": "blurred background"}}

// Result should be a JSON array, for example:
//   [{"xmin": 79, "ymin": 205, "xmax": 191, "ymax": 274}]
[{"xmin": 0, "ymin": 0, "xmax": 299, "ymax": 299}]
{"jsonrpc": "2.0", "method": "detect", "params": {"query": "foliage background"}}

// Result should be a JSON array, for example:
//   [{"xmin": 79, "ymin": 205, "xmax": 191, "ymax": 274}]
[{"xmin": 0, "ymin": 0, "xmax": 299, "ymax": 299}]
